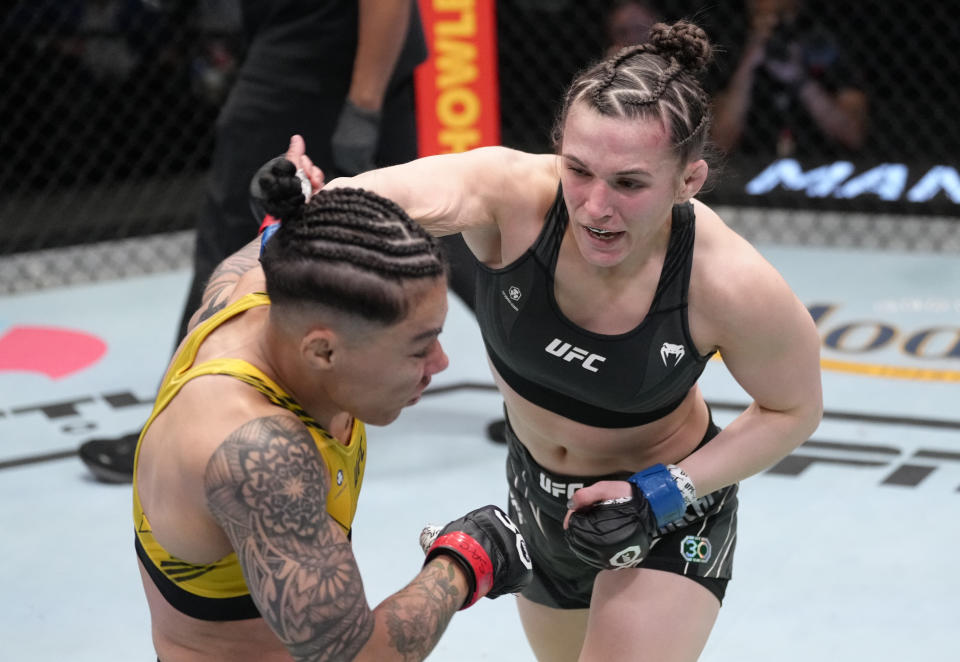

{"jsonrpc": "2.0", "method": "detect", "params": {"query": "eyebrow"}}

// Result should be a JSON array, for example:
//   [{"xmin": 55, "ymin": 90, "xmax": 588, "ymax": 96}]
[
  {"xmin": 562, "ymin": 154, "xmax": 652, "ymax": 178},
  {"xmin": 410, "ymin": 327, "xmax": 443, "ymax": 344}
]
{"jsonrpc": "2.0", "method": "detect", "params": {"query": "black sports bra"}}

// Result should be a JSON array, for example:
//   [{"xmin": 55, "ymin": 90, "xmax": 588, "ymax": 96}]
[{"xmin": 474, "ymin": 187, "xmax": 714, "ymax": 428}]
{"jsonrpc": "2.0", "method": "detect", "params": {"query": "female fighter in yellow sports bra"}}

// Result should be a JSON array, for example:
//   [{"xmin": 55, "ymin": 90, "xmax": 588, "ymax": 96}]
[
  {"xmin": 133, "ymin": 185, "xmax": 536, "ymax": 662},
  {"xmin": 133, "ymin": 292, "xmax": 367, "ymax": 621}
]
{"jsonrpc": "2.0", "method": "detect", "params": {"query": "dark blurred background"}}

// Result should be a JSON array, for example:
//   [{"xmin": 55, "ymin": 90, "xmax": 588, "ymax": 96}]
[{"xmin": 1, "ymin": 0, "xmax": 957, "ymax": 264}]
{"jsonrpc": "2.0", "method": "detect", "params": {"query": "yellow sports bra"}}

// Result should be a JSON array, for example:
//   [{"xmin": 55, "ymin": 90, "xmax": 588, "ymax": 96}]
[{"xmin": 132, "ymin": 292, "xmax": 367, "ymax": 621}]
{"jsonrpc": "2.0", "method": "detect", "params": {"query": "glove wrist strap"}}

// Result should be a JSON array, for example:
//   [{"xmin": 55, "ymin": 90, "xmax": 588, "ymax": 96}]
[
  {"xmin": 627, "ymin": 463, "xmax": 690, "ymax": 527},
  {"xmin": 667, "ymin": 464, "xmax": 697, "ymax": 507},
  {"xmin": 258, "ymin": 220, "xmax": 280, "ymax": 256},
  {"xmin": 425, "ymin": 532, "xmax": 494, "ymax": 609}
]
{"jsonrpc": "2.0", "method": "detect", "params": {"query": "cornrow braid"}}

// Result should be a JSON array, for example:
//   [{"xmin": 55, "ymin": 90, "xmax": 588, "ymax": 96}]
[
  {"xmin": 676, "ymin": 90, "xmax": 711, "ymax": 148},
  {"xmin": 620, "ymin": 59, "xmax": 685, "ymax": 108},
  {"xmin": 553, "ymin": 20, "xmax": 714, "ymax": 165},
  {"xmin": 261, "ymin": 187, "xmax": 447, "ymax": 325},
  {"xmin": 593, "ymin": 44, "xmax": 644, "ymax": 103}
]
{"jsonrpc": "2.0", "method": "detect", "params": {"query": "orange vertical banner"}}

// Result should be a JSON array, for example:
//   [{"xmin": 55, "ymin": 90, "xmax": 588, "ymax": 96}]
[{"xmin": 415, "ymin": 0, "xmax": 500, "ymax": 156}]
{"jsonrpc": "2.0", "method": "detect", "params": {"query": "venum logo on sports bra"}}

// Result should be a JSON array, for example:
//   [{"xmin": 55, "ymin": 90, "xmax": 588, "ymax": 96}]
[
  {"xmin": 544, "ymin": 338, "xmax": 606, "ymax": 373},
  {"xmin": 660, "ymin": 342, "xmax": 686, "ymax": 366}
]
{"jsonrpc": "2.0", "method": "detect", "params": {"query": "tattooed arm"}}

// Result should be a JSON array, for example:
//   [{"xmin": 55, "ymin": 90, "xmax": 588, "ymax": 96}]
[
  {"xmin": 204, "ymin": 415, "xmax": 469, "ymax": 662},
  {"xmin": 186, "ymin": 236, "xmax": 263, "ymax": 335}
]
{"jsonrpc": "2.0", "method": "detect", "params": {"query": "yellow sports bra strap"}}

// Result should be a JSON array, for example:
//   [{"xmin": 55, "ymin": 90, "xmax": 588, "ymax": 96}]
[
  {"xmin": 184, "ymin": 361, "xmax": 333, "ymax": 440},
  {"xmin": 177, "ymin": 292, "xmax": 271, "ymax": 367}
]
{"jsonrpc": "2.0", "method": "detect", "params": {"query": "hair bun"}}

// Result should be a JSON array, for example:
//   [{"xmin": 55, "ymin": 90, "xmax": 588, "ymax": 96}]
[
  {"xmin": 257, "ymin": 157, "xmax": 306, "ymax": 222},
  {"xmin": 648, "ymin": 21, "xmax": 712, "ymax": 73}
]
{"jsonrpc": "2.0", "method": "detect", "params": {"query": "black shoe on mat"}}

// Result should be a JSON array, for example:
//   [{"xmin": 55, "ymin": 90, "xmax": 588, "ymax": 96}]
[
  {"xmin": 79, "ymin": 432, "xmax": 140, "ymax": 483},
  {"xmin": 486, "ymin": 419, "xmax": 506, "ymax": 444}
]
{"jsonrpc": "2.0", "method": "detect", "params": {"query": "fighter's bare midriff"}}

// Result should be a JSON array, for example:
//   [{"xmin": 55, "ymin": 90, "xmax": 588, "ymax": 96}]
[{"xmin": 492, "ymin": 360, "xmax": 711, "ymax": 476}]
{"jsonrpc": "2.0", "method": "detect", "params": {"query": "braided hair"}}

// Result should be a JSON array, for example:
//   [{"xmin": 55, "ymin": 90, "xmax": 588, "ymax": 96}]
[
  {"xmin": 260, "ymin": 187, "xmax": 446, "ymax": 325},
  {"xmin": 552, "ymin": 20, "xmax": 714, "ymax": 165}
]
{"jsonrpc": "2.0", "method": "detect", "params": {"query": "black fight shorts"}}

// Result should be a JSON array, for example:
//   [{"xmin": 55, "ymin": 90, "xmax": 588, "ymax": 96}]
[{"xmin": 505, "ymin": 414, "xmax": 738, "ymax": 609}]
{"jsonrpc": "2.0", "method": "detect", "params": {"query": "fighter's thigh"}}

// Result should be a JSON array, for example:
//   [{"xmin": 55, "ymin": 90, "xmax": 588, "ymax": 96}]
[
  {"xmin": 516, "ymin": 595, "xmax": 589, "ymax": 662},
  {"xmin": 580, "ymin": 568, "xmax": 720, "ymax": 662}
]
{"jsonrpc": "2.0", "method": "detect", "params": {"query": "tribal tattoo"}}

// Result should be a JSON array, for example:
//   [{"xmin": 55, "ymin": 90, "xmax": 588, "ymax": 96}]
[
  {"xmin": 191, "ymin": 238, "xmax": 261, "ymax": 332},
  {"xmin": 205, "ymin": 415, "xmax": 373, "ymax": 661},
  {"xmin": 382, "ymin": 560, "xmax": 463, "ymax": 660},
  {"xmin": 204, "ymin": 415, "xmax": 465, "ymax": 661}
]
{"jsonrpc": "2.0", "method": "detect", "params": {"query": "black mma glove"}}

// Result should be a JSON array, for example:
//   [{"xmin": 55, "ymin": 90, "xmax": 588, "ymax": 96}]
[
  {"xmin": 330, "ymin": 99, "xmax": 381, "ymax": 176},
  {"xmin": 249, "ymin": 156, "xmax": 311, "ymax": 223},
  {"xmin": 421, "ymin": 505, "xmax": 533, "ymax": 609},
  {"xmin": 565, "ymin": 464, "xmax": 697, "ymax": 570},
  {"xmin": 564, "ymin": 495, "xmax": 658, "ymax": 570}
]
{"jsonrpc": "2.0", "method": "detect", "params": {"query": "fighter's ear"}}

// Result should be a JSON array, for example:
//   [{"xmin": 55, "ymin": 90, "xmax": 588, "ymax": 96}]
[
  {"xmin": 301, "ymin": 328, "xmax": 337, "ymax": 370},
  {"xmin": 676, "ymin": 159, "xmax": 708, "ymax": 203}
]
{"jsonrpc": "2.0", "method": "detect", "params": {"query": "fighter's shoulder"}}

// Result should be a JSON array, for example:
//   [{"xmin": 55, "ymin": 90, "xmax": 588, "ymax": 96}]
[
  {"xmin": 489, "ymin": 147, "xmax": 557, "ymax": 184},
  {"xmin": 202, "ymin": 409, "xmax": 333, "ymax": 523},
  {"xmin": 691, "ymin": 199, "xmax": 768, "ymax": 269},
  {"xmin": 469, "ymin": 148, "xmax": 558, "ymax": 224},
  {"xmin": 189, "ymin": 242, "xmax": 265, "ymax": 335},
  {"xmin": 689, "ymin": 199, "xmax": 783, "ymax": 308},
  {"xmin": 216, "ymin": 407, "xmax": 317, "ymax": 458},
  {"xmin": 175, "ymin": 377, "xmax": 308, "ymax": 465},
  {"xmin": 459, "ymin": 146, "xmax": 555, "ymax": 182}
]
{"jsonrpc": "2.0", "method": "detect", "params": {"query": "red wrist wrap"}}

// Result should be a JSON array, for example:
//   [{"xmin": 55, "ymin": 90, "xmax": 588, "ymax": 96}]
[{"xmin": 429, "ymin": 531, "xmax": 494, "ymax": 609}]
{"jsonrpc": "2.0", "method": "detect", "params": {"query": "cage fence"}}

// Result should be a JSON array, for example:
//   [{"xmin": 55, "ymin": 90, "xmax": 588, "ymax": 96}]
[{"xmin": 1, "ymin": 0, "xmax": 957, "ymax": 294}]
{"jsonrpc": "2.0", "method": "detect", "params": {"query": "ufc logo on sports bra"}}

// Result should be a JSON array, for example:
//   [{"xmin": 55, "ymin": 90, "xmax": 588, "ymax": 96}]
[{"xmin": 544, "ymin": 338, "xmax": 606, "ymax": 373}]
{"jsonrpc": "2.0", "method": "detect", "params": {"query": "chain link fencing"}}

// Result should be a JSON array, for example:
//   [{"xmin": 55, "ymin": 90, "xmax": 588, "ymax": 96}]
[{"xmin": 1, "ymin": 0, "xmax": 957, "ymax": 294}]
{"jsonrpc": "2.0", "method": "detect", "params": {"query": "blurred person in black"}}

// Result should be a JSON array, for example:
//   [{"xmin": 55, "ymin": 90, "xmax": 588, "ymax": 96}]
[
  {"xmin": 1, "ymin": 0, "xmax": 188, "ymax": 190},
  {"xmin": 79, "ymin": 0, "xmax": 478, "ymax": 482},
  {"xmin": 604, "ymin": 0, "xmax": 661, "ymax": 56},
  {"xmin": 709, "ymin": 0, "xmax": 868, "ymax": 159}
]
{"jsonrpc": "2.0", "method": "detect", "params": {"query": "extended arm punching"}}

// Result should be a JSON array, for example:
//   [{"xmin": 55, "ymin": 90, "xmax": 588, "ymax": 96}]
[
  {"xmin": 254, "ymin": 134, "xmax": 559, "ymax": 256},
  {"xmin": 205, "ymin": 415, "xmax": 531, "ymax": 661},
  {"xmin": 421, "ymin": 506, "xmax": 533, "ymax": 608}
]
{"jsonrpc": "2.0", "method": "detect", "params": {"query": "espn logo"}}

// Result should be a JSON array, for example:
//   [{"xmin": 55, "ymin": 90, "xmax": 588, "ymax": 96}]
[{"xmin": 545, "ymin": 338, "xmax": 606, "ymax": 373}]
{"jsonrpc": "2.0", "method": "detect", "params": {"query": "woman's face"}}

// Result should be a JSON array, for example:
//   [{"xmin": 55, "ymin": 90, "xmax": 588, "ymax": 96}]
[
  {"xmin": 559, "ymin": 102, "xmax": 692, "ymax": 268},
  {"xmin": 323, "ymin": 278, "xmax": 450, "ymax": 426}
]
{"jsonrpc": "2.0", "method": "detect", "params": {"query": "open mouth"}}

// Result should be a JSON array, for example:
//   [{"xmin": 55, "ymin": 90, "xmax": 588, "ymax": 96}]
[{"xmin": 585, "ymin": 226, "xmax": 624, "ymax": 241}]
